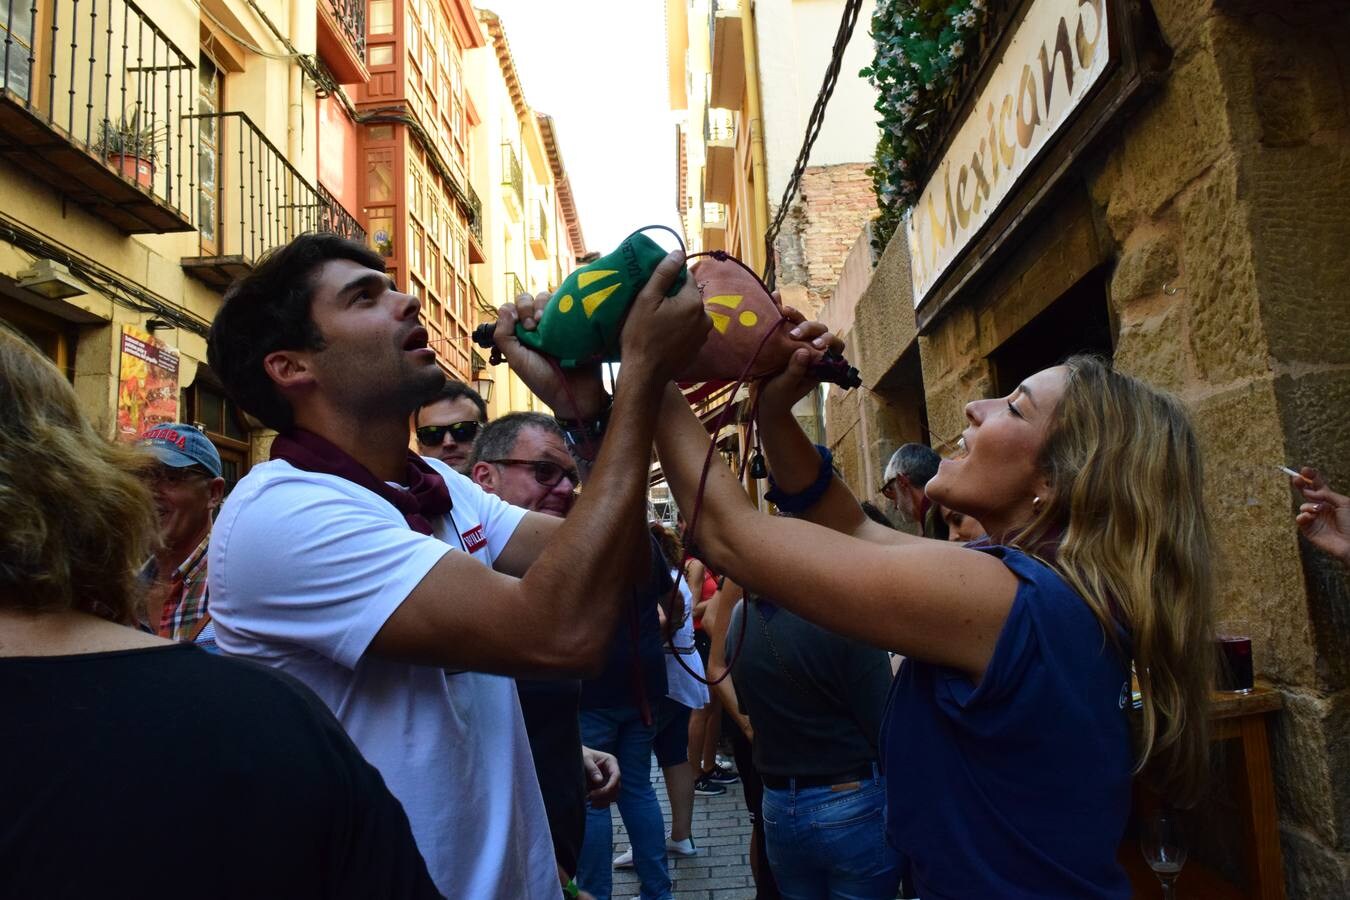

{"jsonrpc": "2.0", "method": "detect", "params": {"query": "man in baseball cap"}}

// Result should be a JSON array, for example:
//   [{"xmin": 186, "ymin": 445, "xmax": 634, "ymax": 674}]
[{"xmin": 137, "ymin": 423, "xmax": 225, "ymax": 649}]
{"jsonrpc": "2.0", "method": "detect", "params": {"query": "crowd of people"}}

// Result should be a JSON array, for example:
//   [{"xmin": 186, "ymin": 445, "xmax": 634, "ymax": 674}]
[{"xmin": 3, "ymin": 231, "xmax": 1347, "ymax": 899}]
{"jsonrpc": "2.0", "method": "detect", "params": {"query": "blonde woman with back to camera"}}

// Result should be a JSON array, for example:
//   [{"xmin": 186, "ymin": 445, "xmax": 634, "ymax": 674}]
[
  {"xmin": 653, "ymin": 334, "xmax": 1215, "ymax": 900},
  {"xmin": 0, "ymin": 325, "xmax": 442, "ymax": 899}
]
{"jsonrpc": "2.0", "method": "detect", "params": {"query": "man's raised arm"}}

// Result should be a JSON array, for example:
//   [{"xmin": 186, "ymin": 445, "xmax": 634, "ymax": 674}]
[{"xmin": 370, "ymin": 251, "xmax": 711, "ymax": 677}]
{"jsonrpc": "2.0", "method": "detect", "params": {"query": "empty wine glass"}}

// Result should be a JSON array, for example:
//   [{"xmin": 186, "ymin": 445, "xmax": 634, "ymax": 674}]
[{"xmin": 1140, "ymin": 810, "xmax": 1187, "ymax": 898}]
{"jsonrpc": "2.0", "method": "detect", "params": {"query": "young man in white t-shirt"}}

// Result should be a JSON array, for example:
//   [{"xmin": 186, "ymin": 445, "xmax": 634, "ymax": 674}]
[{"xmin": 204, "ymin": 234, "xmax": 710, "ymax": 899}]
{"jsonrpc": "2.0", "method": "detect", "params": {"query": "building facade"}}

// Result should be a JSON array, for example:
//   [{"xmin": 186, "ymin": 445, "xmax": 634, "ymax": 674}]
[
  {"xmin": 0, "ymin": 0, "xmax": 367, "ymax": 489},
  {"xmin": 0, "ymin": 0, "xmax": 584, "ymax": 474},
  {"xmin": 665, "ymin": 0, "xmax": 879, "ymax": 498},
  {"xmin": 666, "ymin": 0, "xmax": 878, "ymax": 315},
  {"xmin": 826, "ymin": 1, "xmax": 1350, "ymax": 894},
  {"xmin": 468, "ymin": 10, "xmax": 585, "ymax": 420}
]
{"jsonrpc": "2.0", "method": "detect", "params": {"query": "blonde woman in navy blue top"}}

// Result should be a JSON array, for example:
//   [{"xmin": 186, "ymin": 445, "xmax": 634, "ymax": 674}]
[{"xmin": 653, "ymin": 344, "xmax": 1215, "ymax": 900}]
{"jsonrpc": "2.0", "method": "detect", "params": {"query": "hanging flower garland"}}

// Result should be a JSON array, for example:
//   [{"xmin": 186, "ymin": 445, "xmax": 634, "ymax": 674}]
[{"xmin": 862, "ymin": 0, "xmax": 991, "ymax": 252}]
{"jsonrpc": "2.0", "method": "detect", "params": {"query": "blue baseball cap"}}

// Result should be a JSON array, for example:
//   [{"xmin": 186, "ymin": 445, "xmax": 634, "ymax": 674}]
[{"xmin": 137, "ymin": 423, "xmax": 223, "ymax": 478}]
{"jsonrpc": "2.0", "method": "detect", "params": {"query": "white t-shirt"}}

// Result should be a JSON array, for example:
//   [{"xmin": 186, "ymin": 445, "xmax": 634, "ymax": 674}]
[
  {"xmin": 664, "ymin": 571, "xmax": 710, "ymax": 710},
  {"xmin": 208, "ymin": 457, "xmax": 557, "ymax": 899}
]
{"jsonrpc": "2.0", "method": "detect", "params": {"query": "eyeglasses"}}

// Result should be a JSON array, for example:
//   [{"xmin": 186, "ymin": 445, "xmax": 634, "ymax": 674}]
[
  {"xmin": 416, "ymin": 421, "xmax": 481, "ymax": 446},
  {"xmin": 878, "ymin": 477, "xmax": 898, "ymax": 500},
  {"xmin": 485, "ymin": 458, "xmax": 580, "ymax": 489},
  {"xmin": 144, "ymin": 465, "xmax": 211, "ymax": 486}
]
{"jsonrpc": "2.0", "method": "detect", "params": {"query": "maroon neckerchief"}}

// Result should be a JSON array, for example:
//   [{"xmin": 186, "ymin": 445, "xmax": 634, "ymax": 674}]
[{"xmin": 270, "ymin": 428, "xmax": 452, "ymax": 535}]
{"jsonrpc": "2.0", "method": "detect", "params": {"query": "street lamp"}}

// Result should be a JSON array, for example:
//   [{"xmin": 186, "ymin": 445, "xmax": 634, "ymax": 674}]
[
  {"xmin": 472, "ymin": 371, "xmax": 495, "ymax": 405},
  {"xmin": 17, "ymin": 259, "xmax": 87, "ymax": 300}
]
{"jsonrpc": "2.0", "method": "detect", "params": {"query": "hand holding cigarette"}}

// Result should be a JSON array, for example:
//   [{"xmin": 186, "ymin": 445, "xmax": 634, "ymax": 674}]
[{"xmin": 1287, "ymin": 465, "xmax": 1350, "ymax": 567}]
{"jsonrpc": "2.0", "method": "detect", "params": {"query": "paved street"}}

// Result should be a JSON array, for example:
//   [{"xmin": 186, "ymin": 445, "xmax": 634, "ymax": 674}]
[{"xmin": 606, "ymin": 762, "xmax": 759, "ymax": 900}]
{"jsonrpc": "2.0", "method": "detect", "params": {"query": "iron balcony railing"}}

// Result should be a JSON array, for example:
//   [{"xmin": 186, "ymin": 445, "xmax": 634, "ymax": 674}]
[
  {"xmin": 0, "ymin": 0, "xmax": 193, "ymax": 221},
  {"xmin": 534, "ymin": 200, "xmax": 548, "ymax": 245},
  {"xmin": 185, "ymin": 110, "xmax": 362, "ymax": 265},
  {"xmin": 705, "ymin": 107, "xmax": 735, "ymax": 142},
  {"xmin": 703, "ymin": 201, "xmax": 727, "ymax": 227},
  {"xmin": 467, "ymin": 182, "xmax": 483, "ymax": 243},
  {"xmin": 470, "ymin": 277, "xmax": 493, "ymax": 316},
  {"xmin": 505, "ymin": 271, "xmax": 523, "ymax": 303},
  {"xmin": 326, "ymin": 0, "xmax": 365, "ymax": 59},
  {"xmin": 501, "ymin": 141, "xmax": 522, "ymax": 206},
  {"xmin": 318, "ymin": 182, "xmax": 366, "ymax": 243}
]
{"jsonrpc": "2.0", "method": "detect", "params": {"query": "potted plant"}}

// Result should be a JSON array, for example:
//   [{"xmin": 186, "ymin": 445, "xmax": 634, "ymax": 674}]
[{"xmin": 97, "ymin": 109, "xmax": 163, "ymax": 189}]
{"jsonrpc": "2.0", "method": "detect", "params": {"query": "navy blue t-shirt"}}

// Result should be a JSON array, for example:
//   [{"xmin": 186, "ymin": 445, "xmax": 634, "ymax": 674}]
[
  {"xmin": 580, "ymin": 535, "xmax": 670, "ymax": 710},
  {"xmin": 881, "ymin": 546, "xmax": 1133, "ymax": 899}
]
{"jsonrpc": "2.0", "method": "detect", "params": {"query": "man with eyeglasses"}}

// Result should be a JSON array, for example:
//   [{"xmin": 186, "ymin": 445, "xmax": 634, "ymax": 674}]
[
  {"xmin": 468, "ymin": 413, "xmax": 615, "ymax": 897},
  {"xmin": 415, "ymin": 381, "xmax": 487, "ymax": 473},
  {"xmin": 469, "ymin": 412, "xmax": 674, "ymax": 900},
  {"xmin": 136, "ymin": 423, "xmax": 226, "ymax": 650},
  {"xmin": 879, "ymin": 443, "xmax": 948, "ymax": 540}
]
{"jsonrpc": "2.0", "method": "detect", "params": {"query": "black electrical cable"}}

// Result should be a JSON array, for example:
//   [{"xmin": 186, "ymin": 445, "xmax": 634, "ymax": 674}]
[
  {"xmin": 0, "ymin": 216, "xmax": 211, "ymax": 338},
  {"xmin": 762, "ymin": 0, "xmax": 865, "ymax": 290}
]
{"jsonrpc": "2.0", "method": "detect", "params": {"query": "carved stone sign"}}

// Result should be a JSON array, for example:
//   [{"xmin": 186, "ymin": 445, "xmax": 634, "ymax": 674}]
[{"xmin": 906, "ymin": 0, "xmax": 1110, "ymax": 307}]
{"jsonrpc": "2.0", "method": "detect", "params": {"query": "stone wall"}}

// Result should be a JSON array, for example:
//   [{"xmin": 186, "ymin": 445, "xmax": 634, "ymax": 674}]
[{"xmin": 828, "ymin": 0, "xmax": 1350, "ymax": 893}]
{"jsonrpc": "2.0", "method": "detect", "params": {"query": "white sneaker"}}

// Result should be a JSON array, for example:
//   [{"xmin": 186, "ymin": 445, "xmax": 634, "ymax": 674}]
[
  {"xmin": 666, "ymin": 836, "xmax": 698, "ymax": 857},
  {"xmin": 614, "ymin": 836, "xmax": 699, "ymax": 869}
]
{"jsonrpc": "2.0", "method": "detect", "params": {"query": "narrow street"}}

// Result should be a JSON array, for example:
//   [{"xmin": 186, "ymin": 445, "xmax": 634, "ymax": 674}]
[{"xmin": 609, "ymin": 763, "xmax": 758, "ymax": 900}]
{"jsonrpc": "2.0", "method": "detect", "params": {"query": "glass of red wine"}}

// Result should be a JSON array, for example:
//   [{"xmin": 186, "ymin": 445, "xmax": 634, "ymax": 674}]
[{"xmin": 1216, "ymin": 619, "xmax": 1254, "ymax": 693}]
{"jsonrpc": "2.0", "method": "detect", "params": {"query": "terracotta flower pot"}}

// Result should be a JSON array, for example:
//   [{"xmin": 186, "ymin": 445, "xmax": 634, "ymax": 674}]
[{"xmin": 107, "ymin": 153, "xmax": 154, "ymax": 188}]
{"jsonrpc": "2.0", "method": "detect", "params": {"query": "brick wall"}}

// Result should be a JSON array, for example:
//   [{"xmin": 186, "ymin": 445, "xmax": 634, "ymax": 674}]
[{"xmin": 773, "ymin": 162, "xmax": 876, "ymax": 315}]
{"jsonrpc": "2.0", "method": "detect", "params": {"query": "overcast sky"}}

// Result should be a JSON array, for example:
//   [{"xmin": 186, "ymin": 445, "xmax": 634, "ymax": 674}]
[{"xmin": 482, "ymin": 0, "xmax": 684, "ymax": 255}]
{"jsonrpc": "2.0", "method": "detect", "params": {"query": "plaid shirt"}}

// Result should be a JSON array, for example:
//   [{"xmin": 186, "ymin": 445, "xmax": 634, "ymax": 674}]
[{"xmin": 140, "ymin": 534, "xmax": 217, "ymax": 651}]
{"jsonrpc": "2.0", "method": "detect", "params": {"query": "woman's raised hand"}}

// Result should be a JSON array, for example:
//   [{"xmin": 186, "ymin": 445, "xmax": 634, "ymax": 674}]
[{"xmin": 756, "ymin": 302, "xmax": 845, "ymax": 413}]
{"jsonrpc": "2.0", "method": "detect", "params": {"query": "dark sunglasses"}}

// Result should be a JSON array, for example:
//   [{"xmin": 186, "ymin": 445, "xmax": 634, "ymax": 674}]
[
  {"xmin": 486, "ymin": 458, "xmax": 580, "ymax": 489},
  {"xmin": 416, "ymin": 421, "xmax": 480, "ymax": 445}
]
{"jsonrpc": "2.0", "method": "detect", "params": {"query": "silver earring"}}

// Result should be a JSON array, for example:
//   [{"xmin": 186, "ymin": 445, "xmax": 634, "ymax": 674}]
[{"xmin": 1032, "ymin": 496, "xmax": 1042, "ymax": 513}]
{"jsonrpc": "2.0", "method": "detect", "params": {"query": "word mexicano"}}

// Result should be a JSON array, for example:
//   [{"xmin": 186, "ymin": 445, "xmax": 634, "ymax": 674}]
[{"xmin": 908, "ymin": 0, "xmax": 1108, "ymax": 304}]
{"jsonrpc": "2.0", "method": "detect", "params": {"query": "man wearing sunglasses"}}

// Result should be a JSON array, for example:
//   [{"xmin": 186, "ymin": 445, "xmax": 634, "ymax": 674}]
[
  {"xmin": 415, "ymin": 381, "xmax": 487, "ymax": 473},
  {"xmin": 468, "ymin": 413, "xmax": 616, "ymax": 895}
]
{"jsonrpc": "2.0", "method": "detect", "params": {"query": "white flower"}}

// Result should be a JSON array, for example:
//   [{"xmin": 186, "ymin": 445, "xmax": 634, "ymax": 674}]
[{"xmin": 949, "ymin": 40, "xmax": 964, "ymax": 58}]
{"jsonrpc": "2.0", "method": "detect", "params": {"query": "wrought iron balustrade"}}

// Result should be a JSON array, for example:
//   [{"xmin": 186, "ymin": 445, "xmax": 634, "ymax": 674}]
[
  {"xmin": 182, "ymin": 110, "xmax": 362, "ymax": 287},
  {"xmin": 703, "ymin": 202, "xmax": 727, "ymax": 226},
  {"xmin": 501, "ymin": 141, "xmax": 522, "ymax": 206},
  {"xmin": 467, "ymin": 182, "xmax": 483, "ymax": 243},
  {"xmin": 318, "ymin": 182, "xmax": 365, "ymax": 243},
  {"xmin": 505, "ymin": 271, "xmax": 523, "ymax": 303},
  {"xmin": 325, "ymin": 0, "xmax": 365, "ymax": 59},
  {"xmin": 0, "ymin": 0, "xmax": 194, "ymax": 231},
  {"xmin": 705, "ymin": 108, "xmax": 735, "ymax": 142}
]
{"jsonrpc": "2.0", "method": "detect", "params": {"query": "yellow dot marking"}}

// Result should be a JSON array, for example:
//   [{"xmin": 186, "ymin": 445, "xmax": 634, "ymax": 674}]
[
  {"xmin": 738, "ymin": 311, "xmax": 758, "ymax": 327},
  {"xmin": 558, "ymin": 294, "xmax": 574, "ymax": 313},
  {"xmin": 577, "ymin": 269, "xmax": 619, "ymax": 289},
  {"xmin": 582, "ymin": 282, "xmax": 622, "ymax": 318}
]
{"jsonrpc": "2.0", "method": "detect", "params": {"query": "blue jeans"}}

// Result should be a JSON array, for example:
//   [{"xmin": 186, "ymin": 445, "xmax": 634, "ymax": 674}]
[
  {"xmin": 759, "ymin": 767, "xmax": 901, "ymax": 900},
  {"xmin": 577, "ymin": 707, "xmax": 672, "ymax": 900}
]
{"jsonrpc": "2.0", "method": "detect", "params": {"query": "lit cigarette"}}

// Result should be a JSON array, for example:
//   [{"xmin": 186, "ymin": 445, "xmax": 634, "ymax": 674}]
[{"xmin": 1278, "ymin": 466, "xmax": 1302, "ymax": 479}]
